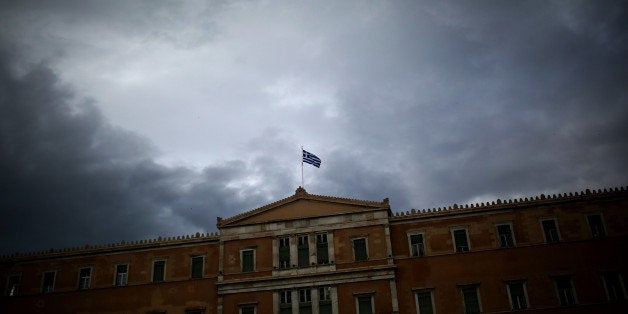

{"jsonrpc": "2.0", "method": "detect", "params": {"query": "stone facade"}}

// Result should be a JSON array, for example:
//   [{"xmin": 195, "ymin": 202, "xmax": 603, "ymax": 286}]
[{"xmin": 1, "ymin": 186, "xmax": 627, "ymax": 313}]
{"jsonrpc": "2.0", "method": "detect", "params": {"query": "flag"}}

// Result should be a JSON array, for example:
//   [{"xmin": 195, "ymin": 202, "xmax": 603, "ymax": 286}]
[{"xmin": 302, "ymin": 150, "xmax": 321, "ymax": 168}]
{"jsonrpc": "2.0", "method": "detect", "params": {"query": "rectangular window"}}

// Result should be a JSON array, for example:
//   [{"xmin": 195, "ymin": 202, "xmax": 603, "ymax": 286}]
[
  {"xmin": 497, "ymin": 224, "xmax": 515, "ymax": 248},
  {"xmin": 587, "ymin": 214, "xmax": 606, "ymax": 238},
  {"xmin": 298, "ymin": 235, "xmax": 310, "ymax": 267},
  {"xmin": 279, "ymin": 289, "xmax": 292, "ymax": 314},
  {"xmin": 541, "ymin": 218, "xmax": 560, "ymax": 243},
  {"xmin": 152, "ymin": 260, "xmax": 166, "ymax": 282},
  {"xmin": 241, "ymin": 249, "xmax": 255, "ymax": 272},
  {"xmin": 316, "ymin": 233, "xmax": 329, "ymax": 264},
  {"xmin": 5, "ymin": 274, "xmax": 20, "ymax": 296},
  {"xmin": 452, "ymin": 228, "xmax": 470, "ymax": 252},
  {"xmin": 42, "ymin": 271, "xmax": 56, "ymax": 293},
  {"xmin": 115, "ymin": 264, "xmax": 128, "ymax": 286},
  {"xmin": 554, "ymin": 276, "xmax": 577, "ymax": 306},
  {"xmin": 240, "ymin": 305, "xmax": 256, "ymax": 314},
  {"xmin": 319, "ymin": 287, "xmax": 332, "ymax": 314},
  {"xmin": 185, "ymin": 309, "xmax": 205, "ymax": 314},
  {"xmin": 78, "ymin": 267, "xmax": 92, "ymax": 289},
  {"xmin": 415, "ymin": 290, "xmax": 434, "ymax": 314},
  {"xmin": 191, "ymin": 255, "xmax": 204, "ymax": 279},
  {"xmin": 507, "ymin": 281, "xmax": 528, "ymax": 310},
  {"xmin": 601, "ymin": 271, "xmax": 626, "ymax": 301},
  {"xmin": 299, "ymin": 288, "xmax": 312, "ymax": 314},
  {"xmin": 356, "ymin": 295, "xmax": 373, "ymax": 314},
  {"xmin": 353, "ymin": 238, "xmax": 368, "ymax": 261},
  {"xmin": 461, "ymin": 285, "xmax": 481, "ymax": 314},
  {"xmin": 279, "ymin": 237, "xmax": 290, "ymax": 269},
  {"xmin": 409, "ymin": 233, "xmax": 426, "ymax": 257}
]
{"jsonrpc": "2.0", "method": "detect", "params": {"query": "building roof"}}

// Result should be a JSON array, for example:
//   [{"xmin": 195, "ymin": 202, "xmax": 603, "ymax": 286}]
[{"xmin": 216, "ymin": 186, "xmax": 391, "ymax": 228}]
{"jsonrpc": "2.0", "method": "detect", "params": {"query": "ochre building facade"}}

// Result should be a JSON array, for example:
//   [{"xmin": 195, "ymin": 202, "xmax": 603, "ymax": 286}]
[{"xmin": 1, "ymin": 186, "xmax": 627, "ymax": 314}]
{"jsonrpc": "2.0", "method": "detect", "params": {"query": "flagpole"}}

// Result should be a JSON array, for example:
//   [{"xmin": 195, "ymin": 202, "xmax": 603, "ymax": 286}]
[{"xmin": 301, "ymin": 146, "xmax": 304, "ymax": 188}]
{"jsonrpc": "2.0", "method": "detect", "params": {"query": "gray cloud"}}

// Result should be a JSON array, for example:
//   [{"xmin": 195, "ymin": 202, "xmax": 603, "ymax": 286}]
[{"xmin": 0, "ymin": 1, "xmax": 626, "ymax": 253}]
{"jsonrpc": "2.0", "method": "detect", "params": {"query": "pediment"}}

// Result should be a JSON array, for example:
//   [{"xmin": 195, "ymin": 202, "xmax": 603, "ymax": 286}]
[{"xmin": 217, "ymin": 187, "xmax": 390, "ymax": 228}]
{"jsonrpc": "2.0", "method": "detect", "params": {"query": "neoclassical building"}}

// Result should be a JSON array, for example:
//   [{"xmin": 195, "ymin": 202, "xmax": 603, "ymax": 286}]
[{"xmin": 1, "ymin": 186, "xmax": 627, "ymax": 313}]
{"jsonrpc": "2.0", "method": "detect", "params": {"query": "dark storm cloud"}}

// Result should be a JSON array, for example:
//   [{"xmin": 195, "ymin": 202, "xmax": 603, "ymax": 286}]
[
  {"xmin": 331, "ymin": 1, "xmax": 628, "ymax": 209},
  {"xmin": 0, "ymin": 51, "xmax": 272, "ymax": 254}
]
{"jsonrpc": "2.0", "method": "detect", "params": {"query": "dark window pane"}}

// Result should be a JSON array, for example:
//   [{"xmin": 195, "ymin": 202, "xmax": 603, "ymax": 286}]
[
  {"xmin": 242, "ymin": 250, "xmax": 254, "ymax": 272},
  {"xmin": 497, "ymin": 225, "xmax": 514, "ymax": 247},
  {"xmin": 410, "ymin": 234, "xmax": 425, "ymax": 257},
  {"xmin": 602, "ymin": 272, "xmax": 625, "ymax": 301},
  {"xmin": 279, "ymin": 237, "xmax": 290, "ymax": 269},
  {"xmin": 42, "ymin": 271, "xmax": 55, "ymax": 293},
  {"xmin": 508, "ymin": 282, "xmax": 527, "ymax": 309},
  {"xmin": 555, "ymin": 276, "xmax": 576, "ymax": 306},
  {"xmin": 191, "ymin": 256, "xmax": 203, "ymax": 278},
  {"xmin": 298, "ymin": 236, "xmax": 309, "ymax": 267},
  {"xmin": 454, "ymin": 229, "xmax": 469, "ymax": 252},
  {"xmin": 587, "ymin": 215, "xmax": 606, "ymax": 238},
  {"xmin": 542, "ymin": 220, "xmax": 559, "ymax": 243},
  {"xmin": 6, "ymin": 274, "xmax": 20, "ymax": 296},
  {"xmin": 357, "ymin": 296, "xmax": 373, "ymax": 314},
  {"xmin": 416, "ymin": 291, "xmax": 434, "ymax": 314},
  {"xmin": 241, "ymin": 306, "xmax": 255, "ymax": 314},
  {"xmin": 153, "ymin": 261, "xmax": 165, "ymax": 282},
  {"xmin": 354, "ymin": 238, "xmax": 368, "ymax": 261},
  {"xmin": 462, "ymin": 286, "xmax": 480, "ymax": 314}
]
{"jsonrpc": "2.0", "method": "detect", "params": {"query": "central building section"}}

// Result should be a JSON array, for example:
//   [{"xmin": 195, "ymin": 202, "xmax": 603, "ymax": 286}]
[{"xmin": 216, "ymin": 187, "xmax": 398, "ymax": 314}]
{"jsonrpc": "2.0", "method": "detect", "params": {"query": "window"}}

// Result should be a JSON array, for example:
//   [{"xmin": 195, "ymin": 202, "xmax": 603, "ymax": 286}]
[
  {"xmin": 115, "ymin": 264, "xmax": 128, "ymax": 286},
  {"xmin": 409, "ymin": 233, "xmax": 425, "ymax": 257},
  {"xmin": 191, "ymin": 255, "xmax": 204, "ymax": 279},
  {"xmin": 507, "ymin": 281, "xmax": 528, "ymax": 310},
  {"xmin": 353, "ymin": 238, "xmax": 368, "ymax": 261},
  {"xmin": 152, "ymin": 260, "xmax": 166, "ymax": 282},
  {"xmin": 299, "ymin": 288, "xmax": 312, "ymax": 314},
  {"xmin": 240, "ymin": 305, "xmax": 256, "ymax": 314},
  {"xmin": 78, "ymin": 267, "xmax": 92, "ymax": 289},
  {"xmin": 587, "ymin": 214, "xmax": 606, "ymax": 238},
  {"xmin": 319, "ymin": 287, "xmax": 332, "ymax": 314},
  {"xmin": 541, "ymin": 218, "xmax": 560, "ymax": 243},
  {"xmin": 356, "ymin": 295, "xmax": 374, "ymax": 314},
  {"xmin": 279, "ymin": 289, "xmax": 292, "ymax": 314},
  {"xmin": 298, "ymin": 235, "xmax": 310, "ymax": 267},
  {"xmin": 415, "ymin": 290, "xmax": 434, "ymax": 314},
  {"xmin": 185, "ymin": 309, "xmax": 205, "ymax": 314},
  {"xmin": 316, "ymin": 233, "xmax": 329, "ymax": 264},
  {"xmin": 241, "ymin": 249, "xmax": 255, "ymax": 272},
  {"xmin": 601, "ymin": 271, "xmax": 626, "ymax": 301},
  {"xmin": 279, "ymin": 237, "xmax": 290, "ymax": 269},
  {"xmin": 5, "ymin": 274, "xmax": 20, "ymax": 296},
  {"xmin": 452, "ymin": 228, "xmax": 470, "ymax": 252},
  {"xmin": 42, "ymin": 270, "xmax": 56, "ymax": 293},
  {"xmin": 496, "ymin": 224, "xmax": 515, "ymax": 248},
  {"xmin": 554, "ymin": 276, "xmax": 577, "ymax": 306},
  {"xmin": 460, "ymin": 285, "xmax": 481, "ymax": 314}
]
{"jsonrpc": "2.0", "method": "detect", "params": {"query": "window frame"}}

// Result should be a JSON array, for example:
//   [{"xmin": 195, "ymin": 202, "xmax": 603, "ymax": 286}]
[
  {"xmin": 239, "ymin": 304, "xmax": 257, "ymax": 314},
  {"xmin": 78, "ymin": 266, "xmax": 93, "ymax": 290},
  {"xmin": 191, "ymin": 255, "xmax": 205, "ymax": 279},
  {"xmin": 407, "ymin": 231, "xmax": 426, "ymax": 257},
  {"xmin": 152, "ymin": 259, "xmax": 167, "ymax": 283},
  {"xmin": 451, "ymin": 226, "xmax": 471, "ymax": 253},
  {"xmin": 241, "ymin": 248, "xmax": 256, "ymax": 273},
  {"xmin": 540, "ymin": 217, "xmax": 561, "ymax": 243},
  {"xmin": 413, "ymin": 288, "xmax": 435, "ymax": 314},
  {"xmin": 553, "ymin": 275, "xmax": 577, "ymax": 306},
  {"xmin": 352, "ymin": 237, "xmax": 369, "ymax": 261},
  {"xmin": 278, "ymin": 236, "xmax": 291, "ymax": 269},
  {"xmin": 114, "ymin": 263, "xmax": 129, "ymax": 286},
  {"xmin": 297, "ymin": 234, "xmax": 310, "ymax": 267},
  {"xmin": 586, "ymin": 213, "xmax": 606, "ymax": 239},
  {"xmin": 506, "ymin": 280, "xmax": 529, "ymax": 310},
  {"xmin": 495, "ymin": 222, "xmax": 515, "ymax": 248},
  {"xmin": 600, "ymin": 271, "xmax": 626, "ymax": 301},
  {"xmin": 355, "ymin": 293, "xmax": 374, "ymax": 314},
  {"xmin": 316, "ymin": 232, "xmax": 329, "ymax": 265},
  {"xmin": 279, "ymin": 289, "xmax": 292, "ymax": 314},
  {"xmin": 460, "ymin": 284, "xmax": 482, "ymax": 314},
  {"xmin": 41, "ymin": 270, "xmax": 56, "ymax": 294},
  {"xmin": 5, "ymin": 273, "xmax": 21, "ymax": 296}
]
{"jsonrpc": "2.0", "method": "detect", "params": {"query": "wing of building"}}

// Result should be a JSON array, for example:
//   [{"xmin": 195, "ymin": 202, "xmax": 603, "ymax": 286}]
[{"xmin": 1, "ymin": 186, "xmax": 627, "ymax": 313}]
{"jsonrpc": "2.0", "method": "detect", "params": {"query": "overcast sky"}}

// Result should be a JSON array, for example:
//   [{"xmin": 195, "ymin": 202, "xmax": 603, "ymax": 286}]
[{"xmin": 1, "ymin": 1, "xmax": 626, "ymax": 254}]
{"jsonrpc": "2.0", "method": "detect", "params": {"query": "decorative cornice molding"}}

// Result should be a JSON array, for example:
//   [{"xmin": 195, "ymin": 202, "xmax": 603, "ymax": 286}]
[{"xmin": 390, "ymin": 186, "xmax": 627, "ymax": 221}]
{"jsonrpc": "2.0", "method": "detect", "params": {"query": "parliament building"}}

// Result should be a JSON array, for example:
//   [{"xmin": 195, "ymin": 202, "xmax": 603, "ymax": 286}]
[{"xmin": 1, "ymin": 186, "xmax": 627, "ymax": 313}]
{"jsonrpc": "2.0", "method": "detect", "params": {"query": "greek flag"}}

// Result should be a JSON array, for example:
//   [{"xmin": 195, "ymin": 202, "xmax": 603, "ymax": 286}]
[{"xmin": 302, "ymin": 150, "xmax": 321, "ymax": 168}]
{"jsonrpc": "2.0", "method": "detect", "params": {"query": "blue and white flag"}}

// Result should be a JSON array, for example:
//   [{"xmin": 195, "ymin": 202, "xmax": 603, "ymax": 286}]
[{"xmin": 302, "ymin": 150, "xmax": 321, "ymax": 168}]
